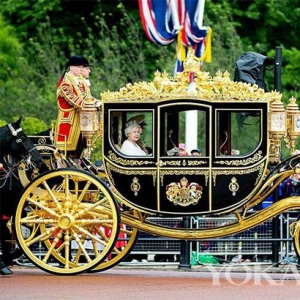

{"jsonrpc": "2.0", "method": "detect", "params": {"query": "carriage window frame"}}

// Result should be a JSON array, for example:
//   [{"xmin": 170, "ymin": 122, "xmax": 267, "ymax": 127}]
[
  {"xmin": 215, "ymin": 108, "xmax": 263, "ymax": 157},
  {"xmin": 160, "ymin": 105, "xmax": 209, "ymax": 157},
  {"xmin": 108, "ymin": 109, "xmax": 154, "ymax": 157}
]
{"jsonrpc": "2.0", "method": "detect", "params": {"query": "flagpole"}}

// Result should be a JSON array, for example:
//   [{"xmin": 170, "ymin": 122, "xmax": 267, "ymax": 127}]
[{"xmin": 274, "ymin": 46, "xmax": 282, "ymax": 92}]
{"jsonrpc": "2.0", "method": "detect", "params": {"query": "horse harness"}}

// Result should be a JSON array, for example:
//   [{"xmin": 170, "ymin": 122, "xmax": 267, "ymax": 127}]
[
  {"xmin": 7, "ymin": 123, "xmax": 37, "ymax": 156},
  {"xmin": 0, "ymin": 123, "xmax": 36, "ymax": 190}
]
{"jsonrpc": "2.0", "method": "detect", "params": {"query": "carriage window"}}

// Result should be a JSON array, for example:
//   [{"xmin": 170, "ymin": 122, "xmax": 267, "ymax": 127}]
[
  {"xmin": 163, "ymin": 109, "xmax": 207, "ymax": 156},
  {"xmin": 110, "ymin": 110, "xmax": 153, "ymax": 156},
  {"xmin": 217, "ymin": 110, "xmax": 261, "ymax": 156}
]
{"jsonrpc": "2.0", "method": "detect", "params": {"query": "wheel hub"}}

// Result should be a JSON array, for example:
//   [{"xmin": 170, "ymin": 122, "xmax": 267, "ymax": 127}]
[{"xmin": 58, "ymin": 214, "xmax": 75, "ymax": 230}]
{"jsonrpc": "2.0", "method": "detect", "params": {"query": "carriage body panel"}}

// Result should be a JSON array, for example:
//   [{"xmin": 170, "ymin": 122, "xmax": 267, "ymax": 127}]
[{"xmin": 102, "ymin": 97, "xmax": 269, "ymax": 216}]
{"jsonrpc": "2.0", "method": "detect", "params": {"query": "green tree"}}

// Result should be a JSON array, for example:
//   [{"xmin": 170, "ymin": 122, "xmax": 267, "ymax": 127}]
[
  {"xmin": 229, "ymin": 0, "xmax": 300, "ymax": 98},
  {"xmin": 204, "ymin": 0, "xmax": 244, "ymax": 75},
  {"xmin": 231, "ymin": 0, "xmax": 300, "ymax": 51},
  {"xmin": 0, "ymin": 15, "xmax": 22, "ymax": 81},
  {"xmin": 0, "ymin": 1, "xmax": 175, "ymax": 125},
  {"xmin": 0, "ymin": 116, "xmax": 48, "ymax": 134},
  {"xmin": 1, "ymin": 0, "xmax": 299, "ymax": 139}
]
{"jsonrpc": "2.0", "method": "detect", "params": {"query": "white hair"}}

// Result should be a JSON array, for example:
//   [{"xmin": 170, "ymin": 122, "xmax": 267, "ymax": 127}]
[{"xmin": 124, "ymin": 123, "xmax": 141, "ymax": 137}]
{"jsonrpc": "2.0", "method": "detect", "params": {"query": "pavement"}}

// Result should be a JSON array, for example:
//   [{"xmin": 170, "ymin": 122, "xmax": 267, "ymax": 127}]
[
  {"xmin": 9, "ymin": 255, "xmax": 300, "ymax": 274},
  {"xmin": 118, "ymin": 261, "xmax": 300, "ymax": 274}
]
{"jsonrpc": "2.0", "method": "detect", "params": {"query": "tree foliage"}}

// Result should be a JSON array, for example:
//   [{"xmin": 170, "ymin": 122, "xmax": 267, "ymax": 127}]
[
  {"xmin": 0, "ymin": 0, "xmax": 299, "ymax": 129},
  {"xmin": 0, "ymin": 116, "xmax": 48, "ymax": 134}
]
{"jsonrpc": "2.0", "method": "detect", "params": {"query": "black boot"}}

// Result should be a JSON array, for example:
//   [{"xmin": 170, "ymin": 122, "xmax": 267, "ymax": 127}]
[
  {"xmin": 3, "ymin": 248, "xmax": 23, "ymax": 267},
  {"xmin": 0, "ymin": 259, "xmax": 13, "ymax": 275},
  {"xmin": 1, "ymin": 218, "xmax": 21, "ymax": 266}
]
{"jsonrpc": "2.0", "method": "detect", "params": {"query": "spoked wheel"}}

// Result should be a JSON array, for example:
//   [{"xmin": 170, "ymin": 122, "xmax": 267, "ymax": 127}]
[
  {"xmin": 14, "ymin": 168, "xmax": 120, "ymax": 275},
  {"xmin": 290, "ymin": 214, "xmax": 300, "ymax": 261},
  {"xmin": 90, "ymin": 210, "xmax": 140, "ymax": 272}
]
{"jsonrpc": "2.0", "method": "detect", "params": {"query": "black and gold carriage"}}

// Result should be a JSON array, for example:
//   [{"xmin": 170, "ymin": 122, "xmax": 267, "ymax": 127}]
[{"xmin": 14, "ymin": 50, "xmax": 300, "ymax": 275}]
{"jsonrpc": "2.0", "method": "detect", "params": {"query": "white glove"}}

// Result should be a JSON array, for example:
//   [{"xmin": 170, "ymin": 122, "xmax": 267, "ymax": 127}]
[
  {"xmin": 167, "ymin": 147, "xmax": 178, "ymax": 156},
  {"xmin": 95, "ymin": 100, "xmax": 102, "ymax": 109}
]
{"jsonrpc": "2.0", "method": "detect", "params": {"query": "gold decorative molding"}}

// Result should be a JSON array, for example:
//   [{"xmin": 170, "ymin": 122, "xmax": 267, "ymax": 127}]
[
  {"xmin": 157, "ymin": 159, "xmax": 206, "ymax": 167},
  {"xmin": 106, "ymin": 162, "xmax": 157, "ymax": 186},
  {"xmin": 101, "ymin": 72, "xmax": 267, "ymax": 103},
  {"xmin": 215, "ymin": 151, "xmax": 263, "ymax": 166},
  {"xmin": 157, "ymin": 160, "xmax": 182, "ymax": 167},
  {"xmin": 101, "ymin": 50, "xmax": 270, "ymax": 104},
  {"xmin": 160, "ymin": 169, "xmax": 209, "ymax": 186},
  {"xmin": 107, "ymin": 151, "xmax": 154, "ymax": 166},
  {"xmin": 187, "ymin": 160, "xmax": 207, "ymax": 166},
  {"xmin": 212, "ymin": 162, "xmax": 265, "ymax": 186}
]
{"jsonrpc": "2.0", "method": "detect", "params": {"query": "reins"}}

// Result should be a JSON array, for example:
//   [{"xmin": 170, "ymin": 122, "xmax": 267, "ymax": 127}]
[
  {"xmin": 0, "ymin": 157, "xmax": 21, "ymax": 190},
  {"xmin": 0, "ymin": 122, "xmax": 37, "ymax": 189}
]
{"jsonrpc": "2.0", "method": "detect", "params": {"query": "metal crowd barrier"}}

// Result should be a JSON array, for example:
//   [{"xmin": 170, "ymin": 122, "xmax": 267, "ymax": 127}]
[{"xmin": 9, "ymin": 212, "xmax": 298, "ymax": 265}]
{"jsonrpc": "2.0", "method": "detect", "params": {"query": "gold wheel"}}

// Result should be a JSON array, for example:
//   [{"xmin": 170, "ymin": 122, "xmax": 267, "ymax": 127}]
[
  {"xmin": 291, "ymin": 216, "xmax": 300, "ymax": 259},
  {"xmin": 90, "ymin": 210, "xmax": 140, "ymax": 272},
  {"xmin": 14, "ymin": 168, "xmax": 120, "ymax": 275}
]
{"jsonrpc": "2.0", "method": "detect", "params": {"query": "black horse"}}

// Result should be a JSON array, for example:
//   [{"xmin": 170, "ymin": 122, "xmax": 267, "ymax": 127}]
[{"xmin": 0, "ymin": 118, "xmax": 43, "ymax": 275}]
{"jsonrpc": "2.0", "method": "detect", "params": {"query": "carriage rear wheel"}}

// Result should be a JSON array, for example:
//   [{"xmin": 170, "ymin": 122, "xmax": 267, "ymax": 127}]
[
  {"xmin": 14, "ymin": 168, "xmax": 120, "ymax": 275},
  {"xmin": 90, "ymin": 210, "xmax": 140, "ymax": 272},
  {"xmin": 291, "ymin": 215, "xmax": 300, "ymax": 265}
]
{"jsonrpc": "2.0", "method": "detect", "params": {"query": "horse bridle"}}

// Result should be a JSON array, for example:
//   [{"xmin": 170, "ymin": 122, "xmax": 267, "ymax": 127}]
[
  {"xmin": 8, "ymin": 123, "xmax": 24, "ymax": 144},
  {"xmin": 0, "ymin": 123, "xmax": 37, "ymax": 189},
  {"xmin": 7, "ymin": 123, "xmax": 36, "ymax": 156}
]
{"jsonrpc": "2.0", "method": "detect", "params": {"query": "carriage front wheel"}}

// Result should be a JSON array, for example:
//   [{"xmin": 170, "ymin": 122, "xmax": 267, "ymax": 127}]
[{"xmin": 14, "ymin": 168, "xmax": 120, "ymax": 275}]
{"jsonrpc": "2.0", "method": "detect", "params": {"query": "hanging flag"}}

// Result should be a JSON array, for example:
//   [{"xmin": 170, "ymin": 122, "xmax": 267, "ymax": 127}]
[
  {"xmin": 138, "ymin": 0, "xmax": 184, "ymax": 45},
  {"xmin": 138, "ymin": 0, "xmax": 212, "ymax": 72}
]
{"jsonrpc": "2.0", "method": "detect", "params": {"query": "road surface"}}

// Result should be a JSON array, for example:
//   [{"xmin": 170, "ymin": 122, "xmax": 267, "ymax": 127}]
[{"xmin": 1, "ymin": 264, "xmax": 300, "ymax": 300}]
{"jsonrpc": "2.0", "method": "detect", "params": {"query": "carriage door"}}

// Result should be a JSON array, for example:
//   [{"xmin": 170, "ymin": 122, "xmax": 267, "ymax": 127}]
[
  {"xmin": 157, "ymin": 102, "xmax": 211, "ymax": 215},
  {"xmin": 211, "ymin": 105, "xmax": 268, "ymax": 212}
]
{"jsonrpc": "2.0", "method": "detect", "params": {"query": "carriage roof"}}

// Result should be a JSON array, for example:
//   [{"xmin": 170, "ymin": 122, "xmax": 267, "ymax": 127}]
[{"xmin": 101, "ymin": 49, "xmax": 278, "ymax": 104}]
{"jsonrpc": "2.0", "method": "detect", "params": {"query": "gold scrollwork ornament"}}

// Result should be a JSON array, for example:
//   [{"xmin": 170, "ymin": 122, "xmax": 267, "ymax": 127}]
[
  {"xmin": 131, "ymin": 177, "xmax": 141, "ymax": 196},
  {"xmin": 229, "ymin": 177, "xmax": 239, "ymax": 196}
]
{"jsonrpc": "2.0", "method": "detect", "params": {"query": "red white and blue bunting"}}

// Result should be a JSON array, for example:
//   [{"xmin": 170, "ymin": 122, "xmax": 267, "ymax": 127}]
[{"xmin": 138, "ymin": 0, "xmax": 212, "ymax": 72}]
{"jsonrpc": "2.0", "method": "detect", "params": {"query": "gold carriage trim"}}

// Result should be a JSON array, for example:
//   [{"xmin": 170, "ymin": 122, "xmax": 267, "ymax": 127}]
[
  {"xmin": 229, "ymin": 177, "xmax": 239, "ymax": 196},
  {"xmin": 156, "ymin": 160, "xmax": 182, "ymax": 167},
  {"xmin": 106, "ymin": 162, "xmax": 157, "ymax": 186},
  {"xmin": 100, "ymin": 49, "xmax": 279, "ymax": 104},
  {"xmin": 166, "ymin": 177, "xmax": 203, "ymax": 207},
  {"xmin": 187, "ymin": 160, "xmax": 207, "ymax": 166},
  {"xmin": 212, "ymin": 162, "xmax": 265, "ymax": 186},
  {"xmin": 214, "ymin": 151, "xmax": 263, "ymax": 166},
  {"xmin": 160, "ymin": 169, "xmax": 209, "ymax": 186},
  {"xmin": 108, "ymin": 151, "xmax": 154, "ymax": 166},
  {"xmin": 157, "ymin": 159, "xmax": 206, "ymax": 167},
  {"xmin": 131, "ymin": 177, "xmax": 141, "ymax": 196}
]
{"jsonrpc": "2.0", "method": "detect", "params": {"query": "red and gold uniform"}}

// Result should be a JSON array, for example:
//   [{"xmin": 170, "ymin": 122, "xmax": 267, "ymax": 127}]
[{"xmin": 54, "ymin": 72, "xmax": 87, "ymax": 152}]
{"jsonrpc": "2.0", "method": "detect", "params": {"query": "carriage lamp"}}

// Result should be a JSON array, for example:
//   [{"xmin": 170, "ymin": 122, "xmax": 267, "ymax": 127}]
[
  {"xmin": 269, "ymin": 94, "xmax": 286, "ymax": 163},
  {"xmin": 285, "ymin": 96, "xmax": 300, "ymax": 153},
  {"xmin": 80, "ymin": 98, "xmax": 99, "ymax": 159}
]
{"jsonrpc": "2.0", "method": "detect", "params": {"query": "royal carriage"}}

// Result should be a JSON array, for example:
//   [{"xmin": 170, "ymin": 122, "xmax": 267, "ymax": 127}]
[{"xmin": 10, "ymin": 50, "xmax": 300, "ymax": 275}]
